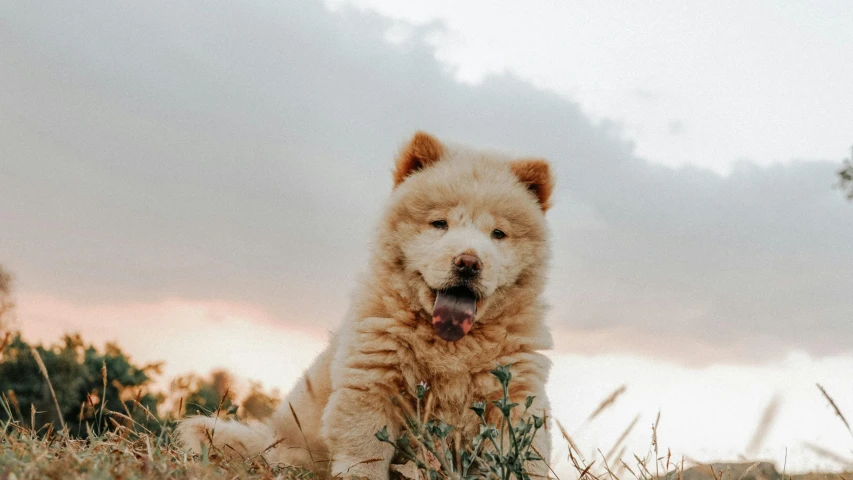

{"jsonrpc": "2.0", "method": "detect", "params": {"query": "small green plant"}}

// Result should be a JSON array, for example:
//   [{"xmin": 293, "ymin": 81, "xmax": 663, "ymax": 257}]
[{"xmin": 375, "ymin": 364, "xmax": 546, "ymax": 480}]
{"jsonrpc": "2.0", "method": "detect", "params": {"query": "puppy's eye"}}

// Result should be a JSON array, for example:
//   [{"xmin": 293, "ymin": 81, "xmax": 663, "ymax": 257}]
[
  {"xmin": 431, "ymin": 220, "xmax": 448, "ymax": 229},
  {"xmin": 491, "ymin": 229, "xmax": 507, "ymax": 240}
]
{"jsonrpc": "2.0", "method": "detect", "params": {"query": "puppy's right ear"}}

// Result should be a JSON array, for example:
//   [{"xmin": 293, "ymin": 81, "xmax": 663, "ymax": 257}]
[{"xmin": 393, "ymin": 131, "xmax": 444, "ymax": 187}]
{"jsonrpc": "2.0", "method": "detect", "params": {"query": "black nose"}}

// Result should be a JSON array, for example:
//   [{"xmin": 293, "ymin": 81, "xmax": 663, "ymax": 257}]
[{"xmin": 453, "ymin": 254, "xmax": 482, "ymax": 278}]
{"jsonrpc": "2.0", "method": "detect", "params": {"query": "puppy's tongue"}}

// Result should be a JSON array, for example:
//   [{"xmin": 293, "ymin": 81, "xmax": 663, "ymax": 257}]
[{"xmin": 432, "ymin": 287, "xmax": 477, "ymax": 342}]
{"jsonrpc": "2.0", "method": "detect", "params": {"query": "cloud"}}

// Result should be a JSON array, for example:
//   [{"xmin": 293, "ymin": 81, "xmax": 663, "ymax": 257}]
[
  {"xmin": 1, "ymin": 0, "xmax": 850, "ymax": 363},
  {"xmin": 15, "ymin": 292, "xmax": 327, "ymax": 392},
  {"xmin": 667, "ymin": 120, "xmax": 685, "ymax": 136}
]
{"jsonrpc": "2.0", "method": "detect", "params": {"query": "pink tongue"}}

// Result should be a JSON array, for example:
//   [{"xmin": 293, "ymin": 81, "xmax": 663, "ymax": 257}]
[{"xmin": 432, "ymin": 289, "xmax": 477, "ymax": 342}]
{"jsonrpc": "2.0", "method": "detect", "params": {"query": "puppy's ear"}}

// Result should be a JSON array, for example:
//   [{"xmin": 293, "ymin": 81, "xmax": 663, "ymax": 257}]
[
  {"xmin": 510, "ymin": 159, "xmax": 554, "ymax": 212},
  {"xmin": 393, "ymin": 132, "xmax": 444, "ymax": 187}
]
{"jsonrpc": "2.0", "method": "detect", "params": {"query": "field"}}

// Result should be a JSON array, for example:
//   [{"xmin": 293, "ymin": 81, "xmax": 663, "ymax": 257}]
[
  {"xmin": 2, "ymin": 402, "xmax": 851, "ymax": 480},
  {"xmin": 2, "ymin": 349, "xmax": 852, "ymax": 480}
]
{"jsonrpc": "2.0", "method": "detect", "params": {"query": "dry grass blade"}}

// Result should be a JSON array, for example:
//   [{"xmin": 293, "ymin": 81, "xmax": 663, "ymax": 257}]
[
  {"xmin": 132, "ymin": 397, "xmax": 161, "ymax": 426},
  {"xmin": 346, "ymin": 458, "xmax": 384, "ymax": 472},
  {"xmin": 745, "ymin": 396, "xmax": 780, "ymax": 457},
  {"xmin": 736, "ymin": 462, "xmax": 761, "ymax": 480},
  {"xmin": 224, "ymin": 443, "xmax": 248, "ymax": 461},
  {"xmin": 633, "ymin": 454, "xmax": 654, "ymax": 479},
  {"xmin": 211, "ymin": 387, "xmax": 230, "ymax": 438},
  {"xmin": 108, "ymin": 411, "xmax": 153, "ymax": 436},
  {"xmin": 605, "ymin": 414, "xmax": 640, "ymax": 465},
  {"xmin": 391, "ymin": 392, "xmax": 419, "ymax": 423},
  {"xmin": 108, "ymin": 416, "xmax": 125, "ymax": 433},
  {"xmin": 568, "ymin": 443, "xmax": 584, "ymax": 472},
  {"xmin": 30, "ymin": 346, "xmax": 66, "ymax": 433},
  {"xmin": 246, "ymin": 435, "xmax": 289, "ymax": 465},
  {"xmin": 652, "ymin": 411, "xmax": 661, "ymax": 480},
  {"xmin": 6, "ymin": 390, "xmax": 22, "ymax": 420},
  {"xmin": 202, "ymin": 426, "xmax": 224, "ymax": 458},
  {"xmin": 665, "ymin": 448, "xmax": 671, "ymax": 473},
  {"xmin": 817, "ymin": 384, "xmax": 853, "ymax": 439},
  {"xmin": 579, "ymin": 460, "xmax": 597, "ymax": 480},
  {"xmin": 707, "ymin": 465, "xmax": 721, "ymax": 480},
  {"xmin": 588, "ymin": 385, "xmax": 627, "ymax": 423},
  {"xmin": 287, "ymin": 402, "xmax": 302, "ymax": 431},
  {"xmin": 454, "ymin": 429, "xmax": 462, "ymax": 474},
  {"xmin": 77, "ymin": 401, "xmax": 86, "ymax": 437},
  {"xmin": 611, "ymin": 446, "xmax": 628, "ymax": 477},
  {"xmin": 119, "ymin": 391, "xmax": 135, "ymax": 428},
  {"xmin": 0, "ymin": 331, "xmax": 10, "ymax": 357},
  {"xmin": 556, "ymin": 418, "xmax": 584, "ymax": 462},
  {"xmin": 99, "ymin": 361, "xmax": 107, "ymax": 428},
  {"xmin": 289, "ymin": 402, "xmax": 317, "ymax": 466},
  {"xmin": 598, "ymin": 448, "xmax": 621, "ymax": 480},
  {"xmin": 620, "ymin": 460, "xmax": 637, "ymax": 479},
  {"xmin": 145, "ymin": 435, "xmax": 154, "ymax": 462},
  {"xmin": 531, "ymin": 443, "xmax": 562, "ymax": 480},
  {"xmin": 802, "ymin": 441, "xmax": 853, "ymax": 467},
  {"xmin": 423, "ymin": 388, "xmax": 436, "ymax": 422},
  {"xmin": 651, "ymin": 411, "xmax": 660, "ymax": 453}
]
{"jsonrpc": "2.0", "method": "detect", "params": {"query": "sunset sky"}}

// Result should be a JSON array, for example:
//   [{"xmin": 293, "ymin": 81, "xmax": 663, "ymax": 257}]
[{"xmin": 2, "ymin": 0, "xmax": 853, "ymax": 474}]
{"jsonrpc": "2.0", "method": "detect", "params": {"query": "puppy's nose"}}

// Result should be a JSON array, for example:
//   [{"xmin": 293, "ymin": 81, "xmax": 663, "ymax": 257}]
[{"xmin": 453, "ymin": 254, "xmax": 482, "ymax": 278}]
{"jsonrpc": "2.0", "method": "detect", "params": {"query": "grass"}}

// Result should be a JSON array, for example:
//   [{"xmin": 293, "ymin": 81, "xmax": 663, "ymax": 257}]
[
  {"xmin": 0, "ymin": 347, "xmax": 314, "ymax": 480},
  {"xmin": 0, "ymin": 400, "xmax": 314, "ymax": 480},
  {"xmin": 0, "ymin": 422, "xmax": 313, "ymax": 479},
  {"xmin": 1, "ymin": 356, "xmax": 852, "ymax": 480}
]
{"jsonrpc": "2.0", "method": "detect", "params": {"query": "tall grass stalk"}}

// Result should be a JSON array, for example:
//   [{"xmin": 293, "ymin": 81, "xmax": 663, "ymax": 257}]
[{"xmin": 30, "ymin": 346, "xmax": 66, "ymax": 434}]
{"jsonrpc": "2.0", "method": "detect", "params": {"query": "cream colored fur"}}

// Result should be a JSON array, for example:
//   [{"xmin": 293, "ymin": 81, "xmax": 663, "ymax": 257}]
[{"xmin": 176, "ymin": 132, "xmax": 555, "ymax": 479}]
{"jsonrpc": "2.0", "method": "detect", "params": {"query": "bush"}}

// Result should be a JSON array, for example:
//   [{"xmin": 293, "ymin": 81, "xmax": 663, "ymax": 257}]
[{"xmin": 0, "ymin": 332, "xmax": 163, "ymax": 436}]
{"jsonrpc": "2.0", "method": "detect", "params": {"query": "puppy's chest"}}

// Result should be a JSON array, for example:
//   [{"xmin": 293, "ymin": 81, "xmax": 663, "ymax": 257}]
[
  {"xmin": 393, "ymin": 323, "xmax": 508, "ymax": 416},
  {"xmin": 398, "ymin": 348, "xmax": 502, "ymax": 414},
  {"xmin": 397, "ymin": 366, "xmax": 501, "ymax": 437},
  {"xmin": 398, "ymin": 341, "xmax": 497, "ymax": 387}
]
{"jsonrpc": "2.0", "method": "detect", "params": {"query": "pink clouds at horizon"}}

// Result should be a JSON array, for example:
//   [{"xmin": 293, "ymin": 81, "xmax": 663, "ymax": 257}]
[{"xmin": 13, "ymin": 291, "xmax": 329, "ymax": 393}]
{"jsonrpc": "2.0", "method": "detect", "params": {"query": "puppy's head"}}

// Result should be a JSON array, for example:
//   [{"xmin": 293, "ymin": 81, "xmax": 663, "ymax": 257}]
[{"xmin": 383, "ymin": 132, "xmax": 553, "ymax": 342}]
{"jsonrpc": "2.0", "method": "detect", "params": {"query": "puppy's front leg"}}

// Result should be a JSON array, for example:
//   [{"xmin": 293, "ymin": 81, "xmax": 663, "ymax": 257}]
[{"xmin": 322, "ymin": 384, "xmax": 399, "ymax": 480}]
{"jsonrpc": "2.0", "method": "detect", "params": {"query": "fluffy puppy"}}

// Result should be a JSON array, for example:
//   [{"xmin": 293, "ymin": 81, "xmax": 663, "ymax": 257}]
[{"xmin": 177, "ymin": 132, "xmax": 555, "ymax": 479}]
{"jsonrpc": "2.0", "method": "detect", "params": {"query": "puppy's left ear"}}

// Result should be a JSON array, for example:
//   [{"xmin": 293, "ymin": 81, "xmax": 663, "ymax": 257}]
[
  {"xmin": 393, "ymin": 131, "xmax": 444, "ymax": 187},
  {"xmin": 510, "ymin": 159, "xmax": 554, "ymax": 212}
]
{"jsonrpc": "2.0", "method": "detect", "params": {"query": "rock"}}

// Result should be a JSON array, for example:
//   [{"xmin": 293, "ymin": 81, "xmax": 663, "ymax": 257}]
[{"xmin": 679, "ymin": 462, "xmax": 781, "ymax": 480}]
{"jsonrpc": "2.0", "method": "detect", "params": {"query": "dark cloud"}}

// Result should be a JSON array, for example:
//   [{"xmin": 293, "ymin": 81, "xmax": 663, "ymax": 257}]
[{"xmin": 1, "ymin": 0, "xmax": 850, "ymax": 362}]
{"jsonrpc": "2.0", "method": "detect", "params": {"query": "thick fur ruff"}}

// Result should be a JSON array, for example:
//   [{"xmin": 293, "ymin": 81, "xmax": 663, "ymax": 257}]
[{"xmin": 176, "ymin": 132, "xmax": 556, "ymax": 479}]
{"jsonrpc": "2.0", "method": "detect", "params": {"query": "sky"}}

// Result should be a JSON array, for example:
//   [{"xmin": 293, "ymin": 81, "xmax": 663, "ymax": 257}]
[
  {"xmin": 329, "ymin": 0, "xmax": 853, "ymax": 174},
  {"xmin": 1, "ymin": 0, "xmax": 853, "ymax": 474}
]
